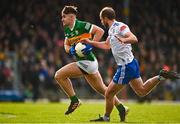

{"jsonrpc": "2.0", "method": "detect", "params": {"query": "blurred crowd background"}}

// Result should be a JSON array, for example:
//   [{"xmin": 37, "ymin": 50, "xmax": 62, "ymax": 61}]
[{"xmin": 0, "ymin": 0, "xmax": 180, "ymax": 102}]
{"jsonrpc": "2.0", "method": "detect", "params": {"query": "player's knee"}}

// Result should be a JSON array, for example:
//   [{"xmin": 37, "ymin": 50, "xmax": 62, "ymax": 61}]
[
  {"xmin": 54, "ymin": 71, "xmax": 59, "ymax": 80},
  {"xmin": 54, "ymin": 71, "xmax": 64, "ymax": 81}
]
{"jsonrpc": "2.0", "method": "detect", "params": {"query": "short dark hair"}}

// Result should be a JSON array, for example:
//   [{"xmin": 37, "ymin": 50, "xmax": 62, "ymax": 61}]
[
  {"xmin": 61, "ymin": 6, "xmax": 78, "ymax": 15},
  {"xmin": 100, "ymin": 7, "xmax": 116, "ymax": 20}
]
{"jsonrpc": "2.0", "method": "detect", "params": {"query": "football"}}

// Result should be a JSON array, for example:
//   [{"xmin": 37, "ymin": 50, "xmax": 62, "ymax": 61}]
[{"xmin": 75, "ymin": 42, "xmax": 86, "ymax": 57}]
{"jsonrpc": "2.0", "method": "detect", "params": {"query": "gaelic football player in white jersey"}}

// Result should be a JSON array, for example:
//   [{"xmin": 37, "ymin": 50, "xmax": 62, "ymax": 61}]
[{"xmin": 83, "ymin": 7, "xmax": 180, "ymax": 122}]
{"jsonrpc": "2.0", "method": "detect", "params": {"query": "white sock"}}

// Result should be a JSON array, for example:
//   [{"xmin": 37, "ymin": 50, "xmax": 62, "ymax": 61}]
[{"xmin": 103, "ymin": 115, "xmax": 110, "ymax": 121}]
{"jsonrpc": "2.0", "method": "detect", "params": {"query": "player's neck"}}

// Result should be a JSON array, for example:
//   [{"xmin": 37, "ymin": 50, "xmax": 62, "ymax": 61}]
[{"xmin": 68, "ymin": 19, "xmax": 76, "ymax": 30}]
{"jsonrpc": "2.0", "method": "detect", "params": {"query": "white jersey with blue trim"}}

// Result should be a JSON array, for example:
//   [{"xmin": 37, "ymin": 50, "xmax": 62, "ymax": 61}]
[{"xmin": 108, "ymin": 21, "xmax": 134, "ymax": 65}]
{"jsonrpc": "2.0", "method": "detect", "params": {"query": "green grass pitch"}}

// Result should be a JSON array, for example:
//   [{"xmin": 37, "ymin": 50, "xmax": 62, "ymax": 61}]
[{"xmin": 0, "ymin": 101, "xmax": 180, "ymax": 123}]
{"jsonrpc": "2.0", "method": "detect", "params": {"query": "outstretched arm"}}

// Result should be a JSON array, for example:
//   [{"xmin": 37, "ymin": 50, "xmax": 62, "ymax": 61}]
[{"xmin": 82, "ymin": 37, "xmax": 111, "ymax": 50}]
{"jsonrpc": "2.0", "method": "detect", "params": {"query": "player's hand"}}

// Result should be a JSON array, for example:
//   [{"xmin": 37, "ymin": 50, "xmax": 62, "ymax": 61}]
[
  {"xmin": 69, "ymin": 44, "xmax": 76, "ymax": 56},
  {"xmin": 81, "ymin": 38, "xmax": 92, "ymax": 44},
  {"xmin": 81, "ymin": 44, "xmax": 93, "ymax": 55},
  {"xmin": 115, "ymin": 35, "xmax": 125, "ymax": 44}
]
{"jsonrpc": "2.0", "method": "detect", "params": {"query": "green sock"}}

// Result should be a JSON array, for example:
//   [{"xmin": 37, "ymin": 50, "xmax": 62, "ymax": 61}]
[
  {"xmin": 116, "ymin": 104, "xmax": 124, "ymax": 112},
  {"xmin": 158, "ymin": 75, "xmax": 165, "ymax": 81},
  {"xmin": 70, "ymin": 95, "xmax": 79, "ymax": 102}
]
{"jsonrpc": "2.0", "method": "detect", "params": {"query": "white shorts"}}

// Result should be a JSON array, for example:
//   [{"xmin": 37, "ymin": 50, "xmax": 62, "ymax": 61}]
[{"xmin": 76, "ymin": 60, "xmax": 98, "ymax": 74}]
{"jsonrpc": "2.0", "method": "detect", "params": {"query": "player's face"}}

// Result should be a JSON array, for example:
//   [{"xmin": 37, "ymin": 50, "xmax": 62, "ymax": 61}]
[
  {"xmin": 61, "ymin": 13, "xmax": 72, "ymax": 26},
  {"xmin": 100, "ymin": 16, "xmax": 108, "ymax": 28}
]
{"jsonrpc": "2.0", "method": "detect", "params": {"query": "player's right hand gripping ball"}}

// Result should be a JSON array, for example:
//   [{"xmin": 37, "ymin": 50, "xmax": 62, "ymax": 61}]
[
  {"xmin": 81, "ymin": 43, "xmax": 93, "ymax": 55},
  {"xmin": 75, "ymin": 42, "xmax": 93, "ymax": 57}
]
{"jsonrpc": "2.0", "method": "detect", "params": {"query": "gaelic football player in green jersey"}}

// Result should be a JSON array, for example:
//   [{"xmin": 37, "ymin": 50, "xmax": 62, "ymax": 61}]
[{"xmin": 54, "ymin": 6, "xmax": 128, "ymax": 119}]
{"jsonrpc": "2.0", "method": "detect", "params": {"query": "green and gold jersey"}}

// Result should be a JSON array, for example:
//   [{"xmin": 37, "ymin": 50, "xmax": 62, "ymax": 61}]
[{"xmin": 64, "ymin": 19, "xmax": 96, "ymax": 61}]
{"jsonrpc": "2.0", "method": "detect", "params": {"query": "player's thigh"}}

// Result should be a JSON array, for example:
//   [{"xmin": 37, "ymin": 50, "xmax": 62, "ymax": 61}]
[
  {"xmin": 129, "ymin": 77, "xmax": 144, "ymax": 93},
  {"xmin": 106, "ymin": 81, "xmax": 124, "ymax": 98},
  {"xmin": 55, "ymin": 62, "xmax": 83, "ymax": 78},
  {"xmin": 84, "ymin": 71, "xmax": 106, "ymax": 94}
]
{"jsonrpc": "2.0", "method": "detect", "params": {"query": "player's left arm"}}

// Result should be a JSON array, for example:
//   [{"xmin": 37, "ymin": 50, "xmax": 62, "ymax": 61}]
[
  {"xmin": 115, "ymin": 24, "xmax": 138, "ymax": 44},
  {"xmin": 115, "ymin": 31, "xmax": 138, "ymax": 44},
  {"xmin": 82, "ymin": 37, "xmax": 111, "ymax": 50},
  {"xmin": 90, "ymin": 24, "xmax": 104, "ymax": 41}
]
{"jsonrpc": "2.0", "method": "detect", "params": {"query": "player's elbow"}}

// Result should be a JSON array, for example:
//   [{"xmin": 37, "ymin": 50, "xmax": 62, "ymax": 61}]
[
  {"xmin": 100, "ymin": 28, "xmax": 104, "ymax": 36},
  {"xmin": 64, "ymin": 46, "xmax": 70, "ymax": 53},
  {"xmin": 128, "ymin": 34, "xmax": 138, "ymax": 44},
  {"xmin": 97, "ymin": 28, "xmax": 104, "ymax": 39},
  {"xmin": 133, "ymin": 35, "xmax": 138, "ymax": 43},
  {"xmin": 65, "ymin": 49, "xmax": 69, "ymax": 53}
]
